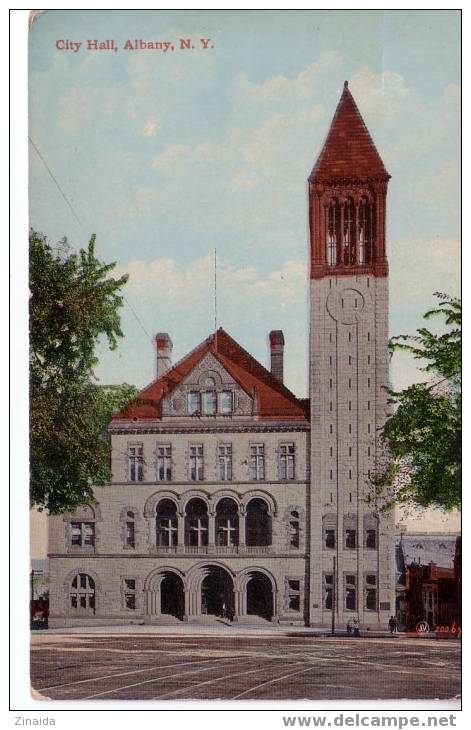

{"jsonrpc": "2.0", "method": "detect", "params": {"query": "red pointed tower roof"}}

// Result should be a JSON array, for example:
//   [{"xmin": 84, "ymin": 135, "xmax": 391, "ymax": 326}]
[{"xmin": 309, "ymin": 81, "xmax": 390, "ymax": 182}]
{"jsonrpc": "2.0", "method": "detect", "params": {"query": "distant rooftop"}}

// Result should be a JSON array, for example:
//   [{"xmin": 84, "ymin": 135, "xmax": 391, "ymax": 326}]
[{"xmin": 397, "ymin": 534, "xmax": 459, "ymax": 570}]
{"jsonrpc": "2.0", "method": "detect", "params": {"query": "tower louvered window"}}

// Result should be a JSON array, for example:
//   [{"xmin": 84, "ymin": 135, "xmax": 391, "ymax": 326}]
[
  {"xmin": 326, "ymin": 199, "xmax": 340, "ymax": 266},
  {"xmin": 358, "ymin": 197, "xmax": 375, "ymax": 264},
  {"xmin": 343, "ymin": 198, "xmax": 355, "ymax": 265}
]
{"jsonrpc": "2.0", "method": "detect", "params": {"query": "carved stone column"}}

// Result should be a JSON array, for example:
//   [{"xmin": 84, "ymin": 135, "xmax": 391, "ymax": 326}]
[
  {"xmin": 239, "ymin": 508, "xmax": 246, "ymax": 549},
  {"xmin": 208, "ymin": 510, "xmax": 216, "ymax": 549},
  {"xmin": 177, "ymin": 512, "xmax": 185, "ymax": 549}
]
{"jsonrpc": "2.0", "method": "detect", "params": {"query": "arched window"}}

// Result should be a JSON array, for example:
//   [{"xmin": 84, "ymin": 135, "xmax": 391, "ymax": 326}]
[
  {"xmin": 246, "ymin": 498, "xmax": 272, "ymax": 546},
  {"xmin": 156, "ymin": 499, "xmax": 178, "ymax": 547},
  {"xmin": 70, "ymin": 573, "xmax": 95, "ymax": 613},
  {"xmin": 185, "ymin": 498, "xmax": 208, "ymax": 547},
  {"xmin": 216, "ymin": 498, "xmax": 239, "ymax": 546}
]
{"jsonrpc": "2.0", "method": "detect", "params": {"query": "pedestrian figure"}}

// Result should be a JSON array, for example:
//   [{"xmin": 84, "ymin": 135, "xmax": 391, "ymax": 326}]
[
  {"xmin": 352, "ymin": 618, "xmax": 361, "ymax": 637},
  {"xmin": 389, "ymin": 615, "xmax": 397, "ymax": 635},
  {"xmin": 346, "ymin": 617, "xmax": 353, "ymax": 635}
]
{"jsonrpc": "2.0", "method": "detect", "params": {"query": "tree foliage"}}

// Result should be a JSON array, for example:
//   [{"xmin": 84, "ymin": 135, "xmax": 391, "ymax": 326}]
[
  {"xmin": 30, "ymin": 230, "xmax": 136, "ymax": 514},
  {"xmin": 372, "ymin": 294, "xmax": 461, "ymax": 511}
]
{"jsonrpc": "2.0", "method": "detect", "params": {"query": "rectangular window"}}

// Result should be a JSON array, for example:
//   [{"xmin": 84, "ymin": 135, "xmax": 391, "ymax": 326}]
[
  {"xmin": 189, "ymin": 445, "xmax": 204, "ymax": 481},
  {"xmin": 126, "ymin": 521, "xmax": 135, "ymax": 548},
  {"xmin": 188, "ymin": 391, "xmax": 200, "ymax": 415},
  {"xmin": 324, "ymin": 574, "xmax": 333, "ymax": 609},
  {"xmin": 325, "ymin": 528, "xmax": 335, "ymax": 549},
  {"xmin": 250, "ymin": 444, "xmax": 265, "ymax": 480},
  {"xmin": 279, "ymin": 443, "xmax": 295, "ymax": 480},
  {"xmin": 287, "ymin": 579, "xmax": 301, "ymax": 612},
  {"xmin": 70, "ymin": 522, "xmax": 95, "ymax": 547},
  {"xmin": 345, "ymin": 574, "xmax": 356, "ymax": 611},
  {"xmin": 345, "ymin": 529, "xmax": 356, "ymax": 549},
  {"xmin": 365, "ymin": 528, "xmax": 376, "ymax": 549},
  {"xmin": 218, "ymin": 391, "xmax": 232, "ymax": 414},
  {"xmin": 128, "ymin": 444, "xmax": 144, "ymax": 482},
  {"xmin": 202, "ymin": 390, "xmax": 216, "ymax": 415},
  {"xmin": 71, "ymin": 522, "xmax": 82, "ymax": 546},
  {"xmin": 217, "ymin": 444, "xmax": 233, "ymax": 481},
  {"xmin": 156, "ymin": 444, "xmax": 172, "ymax": 481},
  {"xmin": 289, "ymin": 512, "xmax": 300, "ymax": 548},
  {"xmin": 365, "ymin": 574, "xmax": 377, "ymax": 611},
  {"xmin": 124, "ymin": 579, "xmax": 136, "ymax": 610}
]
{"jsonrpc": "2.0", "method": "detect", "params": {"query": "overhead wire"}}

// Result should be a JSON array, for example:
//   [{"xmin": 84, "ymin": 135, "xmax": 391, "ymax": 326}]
[{"xmin": 28, "ymin": 135, "xmax": 153, "ymax": 346}]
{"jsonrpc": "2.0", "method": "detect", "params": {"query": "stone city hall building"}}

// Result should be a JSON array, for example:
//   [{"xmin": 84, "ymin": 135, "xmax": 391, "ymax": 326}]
[{"xmin": 48, "ymin": 82, "xmax": 396, "ymax": 628}]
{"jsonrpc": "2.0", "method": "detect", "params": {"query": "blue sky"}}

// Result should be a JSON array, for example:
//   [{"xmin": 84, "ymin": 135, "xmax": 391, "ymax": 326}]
[{"xmin": 29, "ymin": 9, "xmax": 461, "ymax": 396}]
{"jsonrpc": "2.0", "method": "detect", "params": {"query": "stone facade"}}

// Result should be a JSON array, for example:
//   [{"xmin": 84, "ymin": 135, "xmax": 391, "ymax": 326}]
[{"xmin": 48, "ymin": 82, "xmax": 396, "ymax": 629}]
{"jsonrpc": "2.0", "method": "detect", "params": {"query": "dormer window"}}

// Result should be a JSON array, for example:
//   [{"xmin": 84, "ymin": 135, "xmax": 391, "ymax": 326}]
[
  {"xmin": 188, "ymin": 391, "xmax": 200, "ymax": 415},
  {"xmin": 219, "ymin": 390, "xmax": 232, "ymax": 414},
  {"xmin": 187, "ymin": 388, "xmax": 233, "ymax": 415},
  {"xmin": 202, "ymin": 390, "xmax": 216, "ymax": 415}
]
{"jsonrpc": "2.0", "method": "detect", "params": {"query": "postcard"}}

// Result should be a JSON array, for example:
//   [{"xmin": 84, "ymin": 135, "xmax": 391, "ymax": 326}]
[{"xmin": 25, "ymin": 8, "xmax": 461, "ymax": 711}]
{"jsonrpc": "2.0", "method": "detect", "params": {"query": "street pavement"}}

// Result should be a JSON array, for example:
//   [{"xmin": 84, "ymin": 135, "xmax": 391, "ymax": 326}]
[{"xmin": 30, "ymin": 631, "xmax": 461, "ymax": 701}]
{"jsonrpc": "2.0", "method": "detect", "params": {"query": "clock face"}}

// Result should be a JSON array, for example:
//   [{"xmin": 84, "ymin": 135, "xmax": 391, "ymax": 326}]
[{"xmin": 326, "ymin": 287, "xmax": 366, "ymax": 324}]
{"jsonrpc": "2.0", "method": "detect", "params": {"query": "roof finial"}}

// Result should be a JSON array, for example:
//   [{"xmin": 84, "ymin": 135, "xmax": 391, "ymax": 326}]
[{"xmin": 344, "ymin": 80, "xmax": 349, "ymax": 89}]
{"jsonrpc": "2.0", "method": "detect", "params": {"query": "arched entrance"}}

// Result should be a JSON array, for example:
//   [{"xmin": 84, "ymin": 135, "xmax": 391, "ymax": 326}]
[
  {"xmin": 201, "ymin": 566, "xmax": 234, "ymax": 620},
  {"xmin": 247, "ymin": 572, "xmax": 274, "ymax": 620},
  {"xmin": 160, "ymin": 572, "xmax": 184, "ymax": 620}
]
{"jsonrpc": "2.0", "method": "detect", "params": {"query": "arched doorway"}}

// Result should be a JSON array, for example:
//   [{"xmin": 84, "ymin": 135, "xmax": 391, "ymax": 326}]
[
  {"xmin": 160, "ymin": 572, "xmax": 184, "ymax": 620},
  {"xmin": 201, "ymin": 566, "xmax": 234, "ymax": 620},
  {"xmin": 247, "ymin": 572, "xmax": 273, "ymax": 620}
]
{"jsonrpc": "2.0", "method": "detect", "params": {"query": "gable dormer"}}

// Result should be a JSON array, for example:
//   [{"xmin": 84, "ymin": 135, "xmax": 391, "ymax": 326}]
[{"xmin": 160, "ymin": 351, "xmax": 254, "ymax": 418}]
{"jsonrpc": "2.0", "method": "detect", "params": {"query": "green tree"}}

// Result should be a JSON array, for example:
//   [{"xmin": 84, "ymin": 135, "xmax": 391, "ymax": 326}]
[
  {"xmin": 30, "ymin": 230, "xmax": 136, "ymax": 513},
  {"xmin": 372, "ymin": 293, "xmax": 461, "ymax": 511}
]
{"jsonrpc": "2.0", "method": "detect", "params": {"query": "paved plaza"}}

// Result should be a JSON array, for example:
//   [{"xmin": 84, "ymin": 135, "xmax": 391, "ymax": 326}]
[{"xmin": 31, "ymin": 630, "xmax": 461, "ymax": 701}]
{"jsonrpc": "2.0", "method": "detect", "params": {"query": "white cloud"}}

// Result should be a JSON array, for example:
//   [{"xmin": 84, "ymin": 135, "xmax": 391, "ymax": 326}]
[{"xmin": 142, "ymin": 118, "xmax": 161, "ymax": 137}]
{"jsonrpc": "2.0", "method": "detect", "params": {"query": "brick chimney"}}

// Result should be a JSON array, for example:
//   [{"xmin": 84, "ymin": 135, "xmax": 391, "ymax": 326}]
[
  {"xmin": 155, "ymin": 333, "xmax": 173, "ymax": 379},
  {"xmin": 269, "ymin": 330, "xmax": 284, "ymax": 383}
]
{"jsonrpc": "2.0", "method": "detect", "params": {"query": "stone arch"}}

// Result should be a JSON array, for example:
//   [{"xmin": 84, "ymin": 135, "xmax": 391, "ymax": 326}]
[
  {"xmin": 241, "ymin": 490, "xmax": 277, "ymax": 516},
  {"xmin": 197, "ymin": 369, "xmax": 223, "ymax": 389},
  {"xmin": 212, "ymin": 489, "xmax": 242, "ymax": 510},
  {"xmin": 235, "ymin": 567, "xmax": 277, "ymax": 621},
  {"xmin": 144, "ymin": 566, "xmax": 186, "ymax": 619},
  {"xmin": 181, "ymin": 490, "xmax": 212, "ymax": 514},
  {"xmin": 186, "ymin": 561, "xmax": 235, "ymax": 620},
  {"xmin": 144, "ymin": 565, "xmax": 186, "ymax": 592},
  {"xmin": 235, "ymin": 565, "xmax": 277, "ymax": 593},
  {"xmin": 144, "ymin": 490, "xmax": 180, "ymax": 518},
  {"xmin": 63, "ymin": 503, "xmax": 103, "ymax": 522},
  {"xmin": 186, "ymin": 560, "xmax": 235, "ymax": 592}
]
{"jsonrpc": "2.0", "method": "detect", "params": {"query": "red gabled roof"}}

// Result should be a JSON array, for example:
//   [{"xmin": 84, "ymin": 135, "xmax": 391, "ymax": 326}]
[
  {"xmin": 111, "ymin": 328, "xmax": 308, "ymax": 423},
  {"xmin": 309, "ymin": 81, "xmax": 390, "ymax": 182}
]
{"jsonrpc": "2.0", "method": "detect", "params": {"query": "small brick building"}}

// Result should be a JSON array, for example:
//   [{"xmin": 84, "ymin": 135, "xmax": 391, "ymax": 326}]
[{"xmin": 48, "ymin": 82, "xmax": 396, "ymax": 628}]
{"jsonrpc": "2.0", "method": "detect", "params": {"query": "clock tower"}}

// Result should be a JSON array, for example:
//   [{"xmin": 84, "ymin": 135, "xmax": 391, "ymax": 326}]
[{"xmin": 308, "ymin": 82, "xmax": 395, "ymax": 626}]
